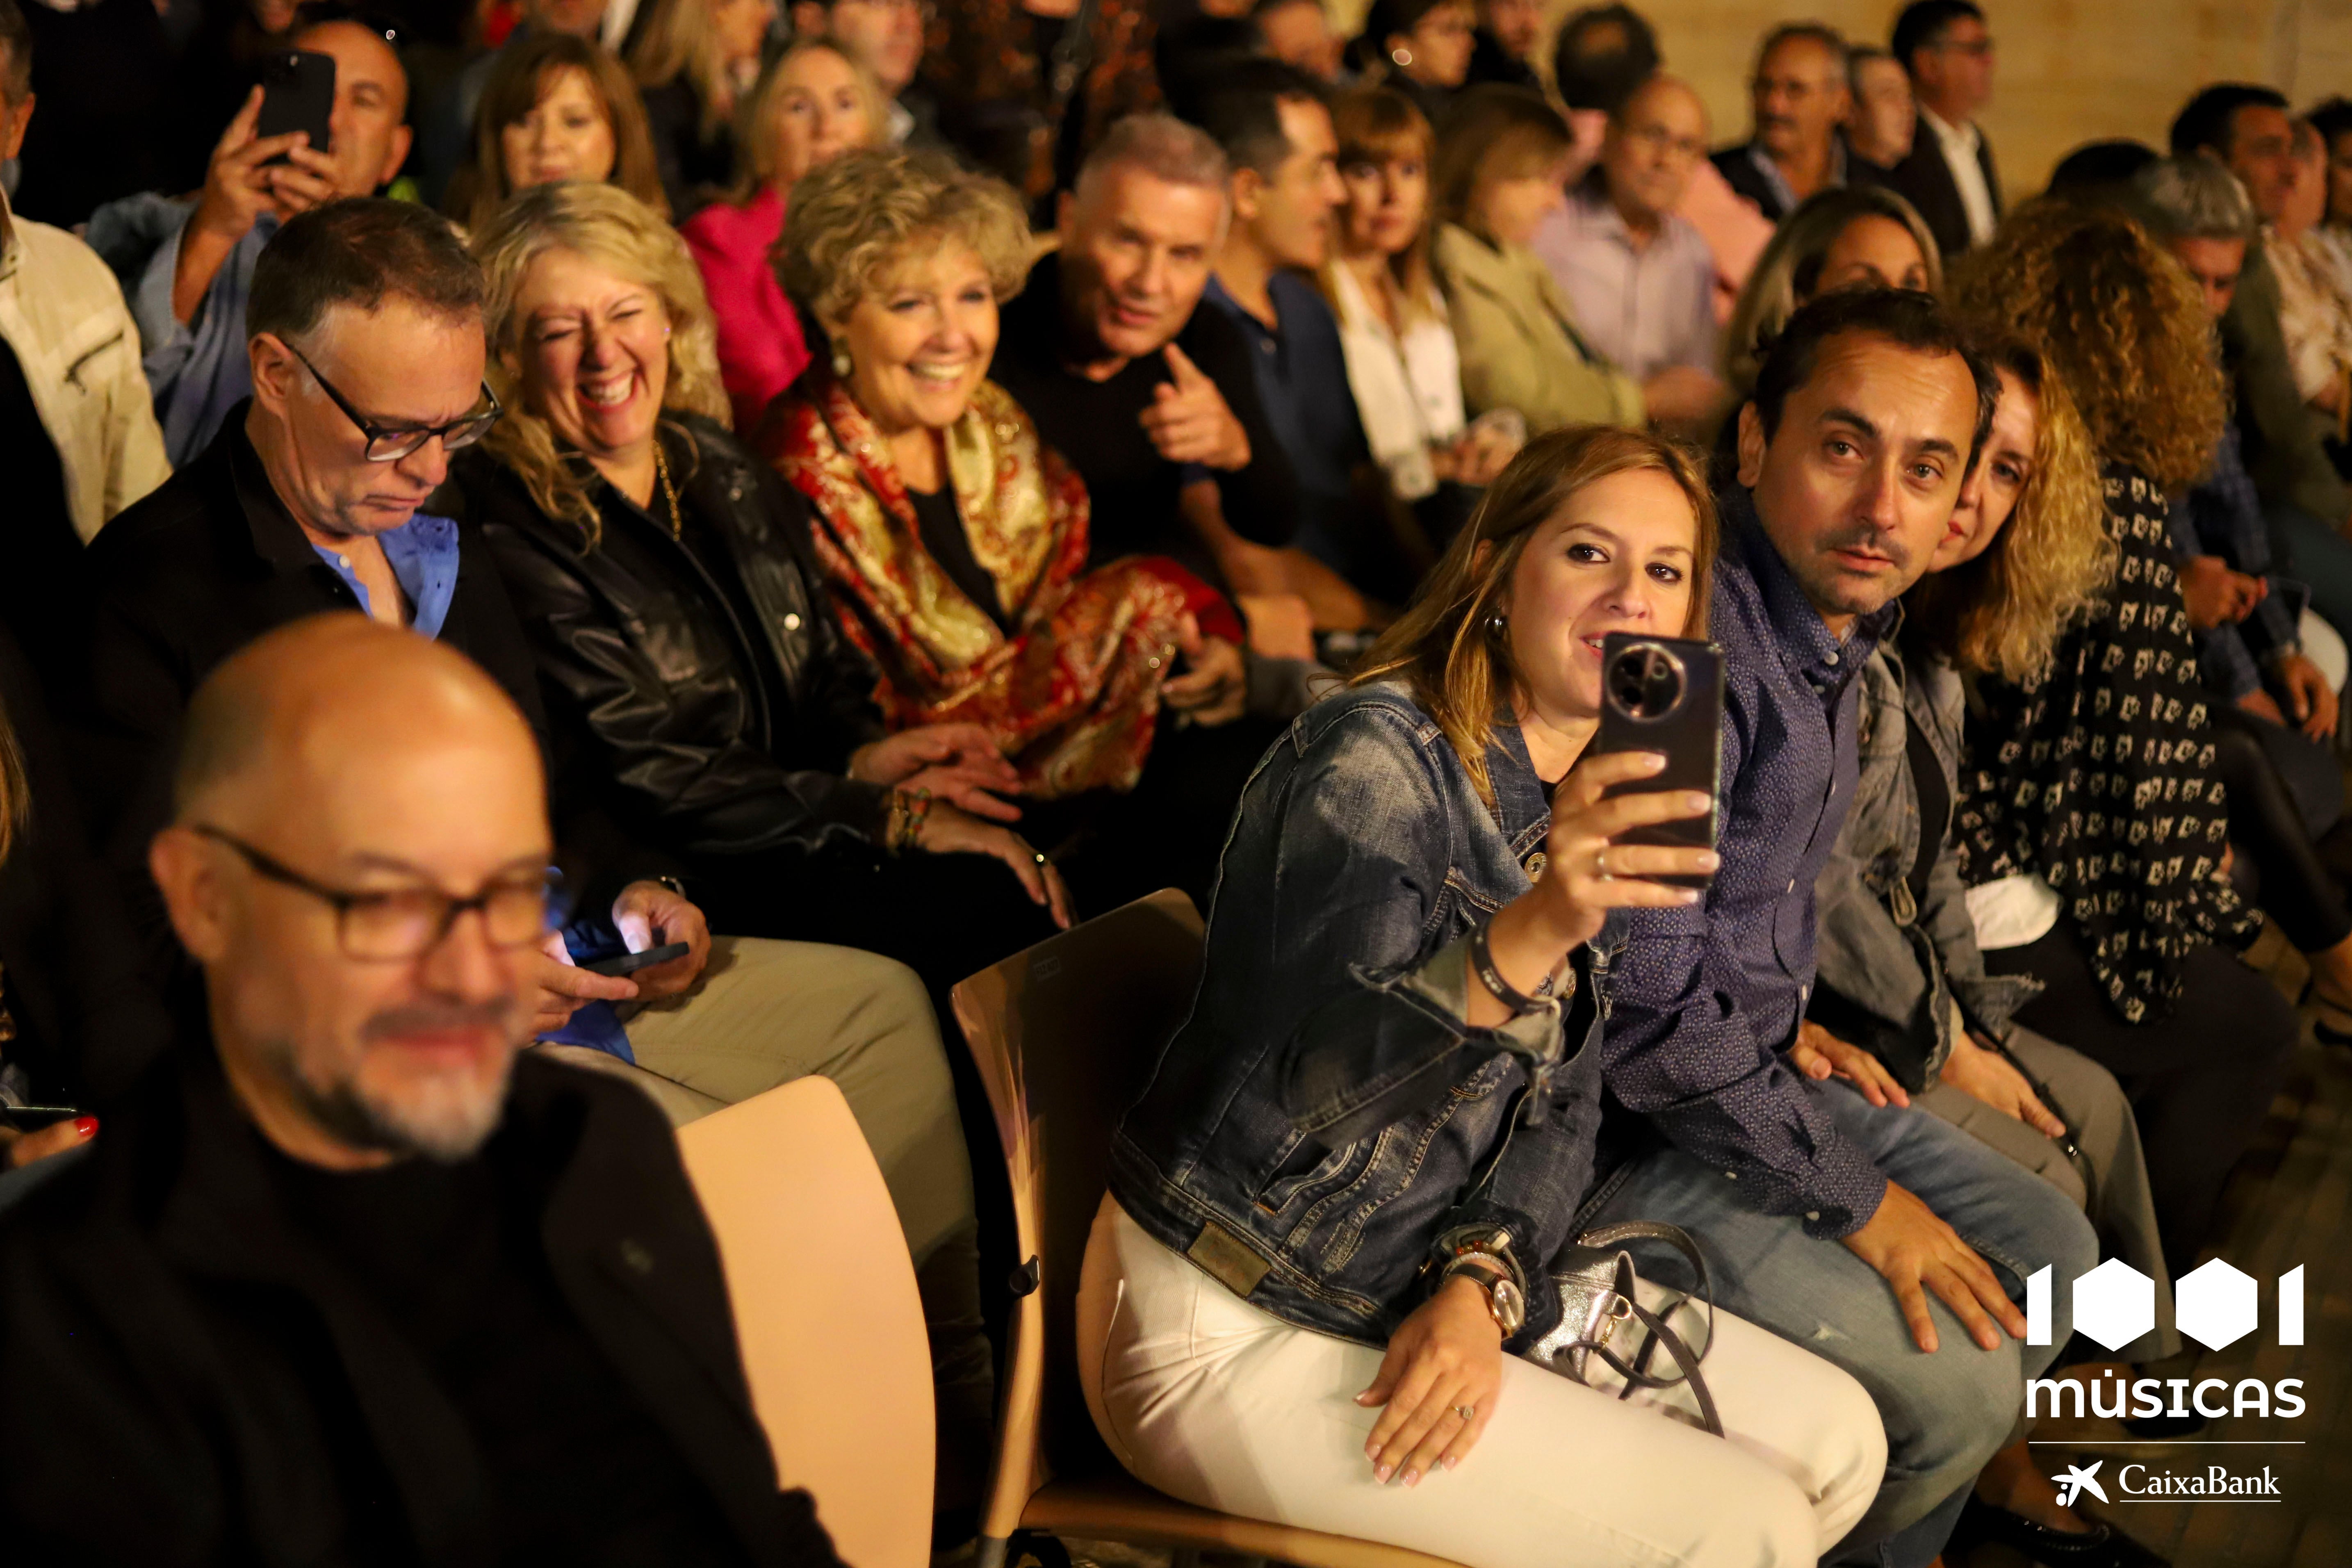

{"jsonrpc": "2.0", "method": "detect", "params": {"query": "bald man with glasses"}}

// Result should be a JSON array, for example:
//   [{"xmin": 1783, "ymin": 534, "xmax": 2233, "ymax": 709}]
[{"xmin": 0, "ymin": 615, "xmax": 850, "ymax": 1566}]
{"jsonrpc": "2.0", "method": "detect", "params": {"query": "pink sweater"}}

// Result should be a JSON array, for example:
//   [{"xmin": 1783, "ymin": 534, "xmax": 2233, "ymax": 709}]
[{"xmin": 680, "ymin": 185, "xmax": 812, "ymax": 435}]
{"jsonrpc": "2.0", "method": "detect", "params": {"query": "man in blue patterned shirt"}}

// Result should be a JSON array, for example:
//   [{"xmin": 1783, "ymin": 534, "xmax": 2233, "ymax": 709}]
[{"xmin": 1579, "ymin": 289, "xmax": 2099, "ymax": 1568}]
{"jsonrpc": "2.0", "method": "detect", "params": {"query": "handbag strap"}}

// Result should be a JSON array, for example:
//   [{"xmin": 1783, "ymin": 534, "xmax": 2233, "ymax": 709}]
[
  {"xmin": 1569, "ymin": 1301, "xmax": 1724, "ymax": 1437},
  {"xmin": 1574, "ymin": 1219, "xmax": 1715, "ymax": 1370}
]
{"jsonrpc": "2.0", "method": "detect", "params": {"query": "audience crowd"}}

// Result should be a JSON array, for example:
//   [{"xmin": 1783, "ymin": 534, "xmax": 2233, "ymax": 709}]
[{"xmin": 0, "ymin": 0, "xmax": 2338, "ymax": 1564}]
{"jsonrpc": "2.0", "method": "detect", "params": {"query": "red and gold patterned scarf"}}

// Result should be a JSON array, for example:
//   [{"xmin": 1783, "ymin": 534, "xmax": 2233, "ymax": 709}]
[{"xmin": 766, "ymin": 374, "xmax": 1195, "ymax": 798}]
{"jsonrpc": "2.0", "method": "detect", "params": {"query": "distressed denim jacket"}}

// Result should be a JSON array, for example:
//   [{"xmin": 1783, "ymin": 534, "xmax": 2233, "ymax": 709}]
[
  {"xmin": 1810, "ymin": 632, "xmax": 2040, "ymax": 1089},
  {"xmin": 1108, "ymin": 682, "xmax": 1614, "ymax": 1351}
]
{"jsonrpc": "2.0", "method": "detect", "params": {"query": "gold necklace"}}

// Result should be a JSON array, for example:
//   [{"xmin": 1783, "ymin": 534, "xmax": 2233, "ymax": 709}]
[{"xmin": 651, "ymin": 438, "xmax": 683, "ymax": 539}]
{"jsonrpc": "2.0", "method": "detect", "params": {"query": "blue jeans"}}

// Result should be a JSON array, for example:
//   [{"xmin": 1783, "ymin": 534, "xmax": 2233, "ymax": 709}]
[{"xmin": 1578, "ymin": 1080, "xmax": 2099, "ymax": 1568}]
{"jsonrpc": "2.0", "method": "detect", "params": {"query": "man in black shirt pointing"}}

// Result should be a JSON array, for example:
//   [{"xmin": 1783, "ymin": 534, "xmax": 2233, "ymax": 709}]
[{"xmin": 990, "ymin": 112, "xmax": 1299, "ymax": 586}]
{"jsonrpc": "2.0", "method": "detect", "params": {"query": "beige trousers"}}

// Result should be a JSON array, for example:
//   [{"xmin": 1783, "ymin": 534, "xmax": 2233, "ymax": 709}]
[
  {"xmin": 534, "ymin": 937, "xmax": 992, "ymax": 1504},
  {"xmin": 1076, "ymin": 1199, "xmax": 1888, "ymax": 1568}
]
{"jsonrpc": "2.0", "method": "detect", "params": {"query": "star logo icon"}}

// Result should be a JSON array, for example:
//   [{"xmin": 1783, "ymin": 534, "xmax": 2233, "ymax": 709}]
[{"xmin": 2052, "ymin": 1461, "xmax": 2108, "ymax": 1507}]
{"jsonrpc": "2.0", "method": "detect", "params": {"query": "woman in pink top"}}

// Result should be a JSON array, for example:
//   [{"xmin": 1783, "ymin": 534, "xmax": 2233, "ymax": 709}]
[{"xmin": 680, "ymin": 40, "xmax": 889, "ymax": 433}]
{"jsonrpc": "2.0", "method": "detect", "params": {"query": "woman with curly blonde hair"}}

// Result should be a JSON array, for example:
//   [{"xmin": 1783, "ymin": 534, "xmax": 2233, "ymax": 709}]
[
  {"xmin": 762, "ymin": 146, "xmax": 1270, "ymax": 910},
  {"xmin": 1939, "ymin": 201, "xmax": 2299, "ymax": 1273},
  {"xmin": 1947, "ymin": 198, "xmax": 2224, "ymax": 493}
]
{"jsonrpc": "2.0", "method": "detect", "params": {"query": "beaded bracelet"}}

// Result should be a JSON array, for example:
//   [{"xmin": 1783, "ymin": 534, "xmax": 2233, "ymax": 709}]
[{"xmin": 887, "ymin": 786, "xmax": 934, "ymax": 855}]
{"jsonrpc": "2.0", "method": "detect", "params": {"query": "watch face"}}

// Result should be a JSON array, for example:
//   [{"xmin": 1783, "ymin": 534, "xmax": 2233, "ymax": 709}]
[{"xmin": 1491, "ymin": 1277, "xmax": 1527, "ymax": 1334}]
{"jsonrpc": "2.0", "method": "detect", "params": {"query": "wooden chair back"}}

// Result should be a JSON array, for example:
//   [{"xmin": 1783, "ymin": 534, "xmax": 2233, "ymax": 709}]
[
  {"xmin": 950, "ymin": 890, "xmax": 1208, "ymax": 1535},
  {"xmin": 678, "ymin": 1075, "xmax": 934, "ymax": 1568}
]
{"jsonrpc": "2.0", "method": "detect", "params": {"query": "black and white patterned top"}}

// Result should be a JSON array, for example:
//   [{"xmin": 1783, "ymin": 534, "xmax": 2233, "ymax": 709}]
[{"xmin": 1955, "ymin": 462, "xmax": 2259, "ymax": 1023}]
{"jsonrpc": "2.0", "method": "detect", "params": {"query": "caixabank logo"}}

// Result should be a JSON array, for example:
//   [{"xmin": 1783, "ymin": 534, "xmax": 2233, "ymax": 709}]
[{"xmin": 2021, "ymin": 1258, "xmax": 2306, "ymax": 1504}]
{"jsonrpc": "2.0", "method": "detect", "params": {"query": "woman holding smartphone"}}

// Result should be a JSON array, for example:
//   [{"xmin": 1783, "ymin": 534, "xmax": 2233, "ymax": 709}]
[{"xmin": 1081, "ymin": 426, "xmax": 1885, "ymax": 1566}]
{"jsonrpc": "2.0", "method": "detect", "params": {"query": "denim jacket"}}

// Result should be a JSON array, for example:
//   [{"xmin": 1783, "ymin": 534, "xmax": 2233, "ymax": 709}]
[
  {"xmin": 1109, "ymin": 682, "xmax": 1614, "ymax": 1351},
  {"xmin": 1810, "ymin": 632, "xmax": 2040, "ymax": 1089}
]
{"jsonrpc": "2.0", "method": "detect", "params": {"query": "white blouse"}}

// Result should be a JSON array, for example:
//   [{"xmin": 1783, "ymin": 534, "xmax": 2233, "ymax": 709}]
[{"xmin": 1328, "ymin": 263, "xmax": 1467, "ymax": 501}]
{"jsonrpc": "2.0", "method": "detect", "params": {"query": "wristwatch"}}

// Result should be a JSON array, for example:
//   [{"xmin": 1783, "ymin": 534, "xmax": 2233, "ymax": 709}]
[{"xmin": 1438, "ymin": 1226, "xmax": 1528, "ymax": 1338}]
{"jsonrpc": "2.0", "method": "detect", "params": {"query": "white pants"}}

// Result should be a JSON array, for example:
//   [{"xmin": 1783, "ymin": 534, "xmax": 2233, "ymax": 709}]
[{"xmin": 1076, "ymin": 1199, "xmax": 1886, "ymax": 1568}]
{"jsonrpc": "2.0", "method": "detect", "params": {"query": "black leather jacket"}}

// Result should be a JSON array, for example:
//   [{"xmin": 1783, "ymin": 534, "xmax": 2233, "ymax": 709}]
[{"xmin": 440, "ymin": 416, "xmax": 891, "ymax": 869}]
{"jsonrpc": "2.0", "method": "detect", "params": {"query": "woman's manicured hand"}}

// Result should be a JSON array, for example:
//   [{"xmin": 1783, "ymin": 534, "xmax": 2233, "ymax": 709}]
[
  {"xmin": 914, "ymin": 802, "xmax": 1075, "ymax": 928},
  {"xmin": 1789, "ymin": 1019, "xmax": 1911, "ymax": 1109},
  {"xmin": 1357, "ymin": 1273, "xmax": 1504, "ymax": 1486},
  {"xmin": 1532, "ymin": 749, "xmax": 1716, "ymax": 948}
]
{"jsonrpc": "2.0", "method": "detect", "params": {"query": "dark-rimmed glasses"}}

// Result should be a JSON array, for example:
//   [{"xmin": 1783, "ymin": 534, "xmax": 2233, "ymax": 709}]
[
  {"xmin": 284, "ymin": 342, "xmax": 503, "ymax": 463},
  {"xmin": 194, "ymin": 825, "xmax": 565, "ymax": 961}
]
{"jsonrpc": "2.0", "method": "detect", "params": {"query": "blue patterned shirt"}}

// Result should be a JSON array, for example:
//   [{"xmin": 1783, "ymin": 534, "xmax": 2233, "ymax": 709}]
[{"xmin": 1600, "ymin": 495, "xmax": 1896, "ymax": 1237}]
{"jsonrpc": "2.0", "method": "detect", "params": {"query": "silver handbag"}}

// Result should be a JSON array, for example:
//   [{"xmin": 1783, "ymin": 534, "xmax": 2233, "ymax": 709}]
[{"xmin": 1525, "ymin": 1221, "xmax": 1723, "ymax": 1436}]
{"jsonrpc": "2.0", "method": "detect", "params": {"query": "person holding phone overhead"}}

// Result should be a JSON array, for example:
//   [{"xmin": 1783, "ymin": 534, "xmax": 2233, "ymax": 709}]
[
  {"xmin": 1083, "ymin": 424, "xmax": 1886, "ymax": 1566},
  {"xmin": 120, "ymin": 12, "xmax": 413, "ymax": 465}
]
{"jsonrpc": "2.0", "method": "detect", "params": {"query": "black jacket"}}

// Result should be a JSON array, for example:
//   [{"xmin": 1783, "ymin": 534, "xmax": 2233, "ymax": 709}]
[
  {"xmin": 1878, "ymin": 109, "xmax": 2001, "ymax": 258},
  {"xmin": 441, "ymin": 418, "xmax": 891, "ymax": 875},
  {"xmin": 0, "ymin": 620, "xmax": 172, "ymax": 1103},
  {"xmin": 75, "ymin": 410, "xmax": 555, "ymax": 971},
  {"xmin": 0, "ymin": 1046, "xmax": 842, "ymax": 1567}
]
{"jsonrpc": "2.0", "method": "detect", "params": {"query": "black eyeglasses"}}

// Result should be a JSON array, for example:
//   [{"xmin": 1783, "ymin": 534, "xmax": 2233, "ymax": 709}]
[
  {"xmin": 285, "ymin": 342, "xmax": 503, "ymax": 463},
  {"xmin": 194, "ymin": 825, "xmax": 566, "ymax": 961}
]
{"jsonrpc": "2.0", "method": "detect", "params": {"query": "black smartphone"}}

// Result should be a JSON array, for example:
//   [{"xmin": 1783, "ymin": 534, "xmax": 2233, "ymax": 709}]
[
  {"xmin": 582, "ymin": 941, "xmax": 691, "ymax": 977},
  {"xmin": 256, "ymin": 49, "xmax": 336, "ymax": 163},
  {"xmin": 1588, "ymin": 632, "xmax": 1724, "ymax": 888}
]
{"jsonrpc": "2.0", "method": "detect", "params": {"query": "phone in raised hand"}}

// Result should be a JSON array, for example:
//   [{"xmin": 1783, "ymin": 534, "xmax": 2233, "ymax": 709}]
[{"xmin": 1587, "ymin": 633, "xmax": 1724, "ymax": 888}]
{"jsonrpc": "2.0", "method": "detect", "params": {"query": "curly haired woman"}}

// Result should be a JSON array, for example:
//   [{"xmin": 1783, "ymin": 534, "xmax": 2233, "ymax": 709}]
[{"xmin": 1946, "ymin": 200, "xmax": 2301, "ymax": 1266}]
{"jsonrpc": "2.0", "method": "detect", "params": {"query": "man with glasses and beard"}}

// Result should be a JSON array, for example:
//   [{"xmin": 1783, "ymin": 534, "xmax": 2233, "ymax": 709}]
[{"xmin": 0, "ymin": 617, "xmax": 848, "ymax": 1566}]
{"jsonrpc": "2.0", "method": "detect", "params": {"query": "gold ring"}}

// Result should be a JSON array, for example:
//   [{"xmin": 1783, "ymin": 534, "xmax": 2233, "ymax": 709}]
[
  {"xmin": 1034, "ymin": 852, "xmax": 1048, "ymax": 865},
  {"xmin": 1454, "ymin": 1403, "xmax": 1476, "ymax": 1422}
]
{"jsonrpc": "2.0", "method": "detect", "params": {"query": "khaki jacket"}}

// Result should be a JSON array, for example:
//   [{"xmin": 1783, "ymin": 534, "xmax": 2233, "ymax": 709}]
[
  {"xmin": 1433, "ymin": 221, "xmax": 1645, "ymax": 435},
  {"xmin": 0, "ymin": 191, "xmax": 169, "ymax": 542}
]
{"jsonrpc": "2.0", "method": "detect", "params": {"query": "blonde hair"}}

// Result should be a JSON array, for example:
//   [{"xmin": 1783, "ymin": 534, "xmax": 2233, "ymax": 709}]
[
  {"xmin": 1352, "ymin": 425, "xmax": 1718, "ymax": 807},
  {"xmin": 446, "ymin": 34, "xmax": 670, "ymax": 235},
  {"xmin": 1723, "ymin": 186, "xmax": 1941, "ymax": 397},
  {"xmin": 781, "ymin": 146, "xmax": 1033, "ymax": 334},
  {"xmin": 1905, "ymin": 324, "xmax": 2115, "ymax": 682},
  {"xmin": 1946, "ymin": 198, "xmax": 2224, "ymax": 492},
  {"xmin": 471, "ymin": 182, "xmax": 731, "ymax": 540},
  {"xmin": 1323, "ymin": 87, "xmax": 1441, "ymax": 327},
  {"xmin": 730, "ymin": 39, "xmax": 890, "ymax": 201},
  {"xmin": 629, "ymin": 0, "xmax": 749, "ymax": 144}
]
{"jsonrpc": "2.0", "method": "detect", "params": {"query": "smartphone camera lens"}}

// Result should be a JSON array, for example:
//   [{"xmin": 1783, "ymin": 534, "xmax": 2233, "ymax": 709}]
[{"xmin": 1606, "ymin": 643, "xmax": 1685, "ymax": 721}]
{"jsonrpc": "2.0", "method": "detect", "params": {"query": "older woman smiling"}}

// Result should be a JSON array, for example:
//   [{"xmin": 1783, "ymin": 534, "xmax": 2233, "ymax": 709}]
[{"xmin": 763, "ymin": 146, "xmax": 1263, "ymax": 907}]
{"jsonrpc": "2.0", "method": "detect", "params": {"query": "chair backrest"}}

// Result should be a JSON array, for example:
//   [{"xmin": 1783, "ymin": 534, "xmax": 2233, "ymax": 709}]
[
  {"xmin": 678, "ymin": 1076, "xmax": 934, "ymax": 1568},
  {"xmin": 952, "ymin": 889, "xmax": 1207, "ymax": 1532}
]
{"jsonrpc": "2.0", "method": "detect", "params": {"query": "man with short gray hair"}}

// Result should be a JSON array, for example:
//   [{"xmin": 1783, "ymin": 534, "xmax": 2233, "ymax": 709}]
[
  {"xmin": 989, "ymin": 112, "xmax": 1299, "ymax": 574},
  {"xmin": 1712, "ymin": 23, "xmax": 1855, "ymax": 222}
]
